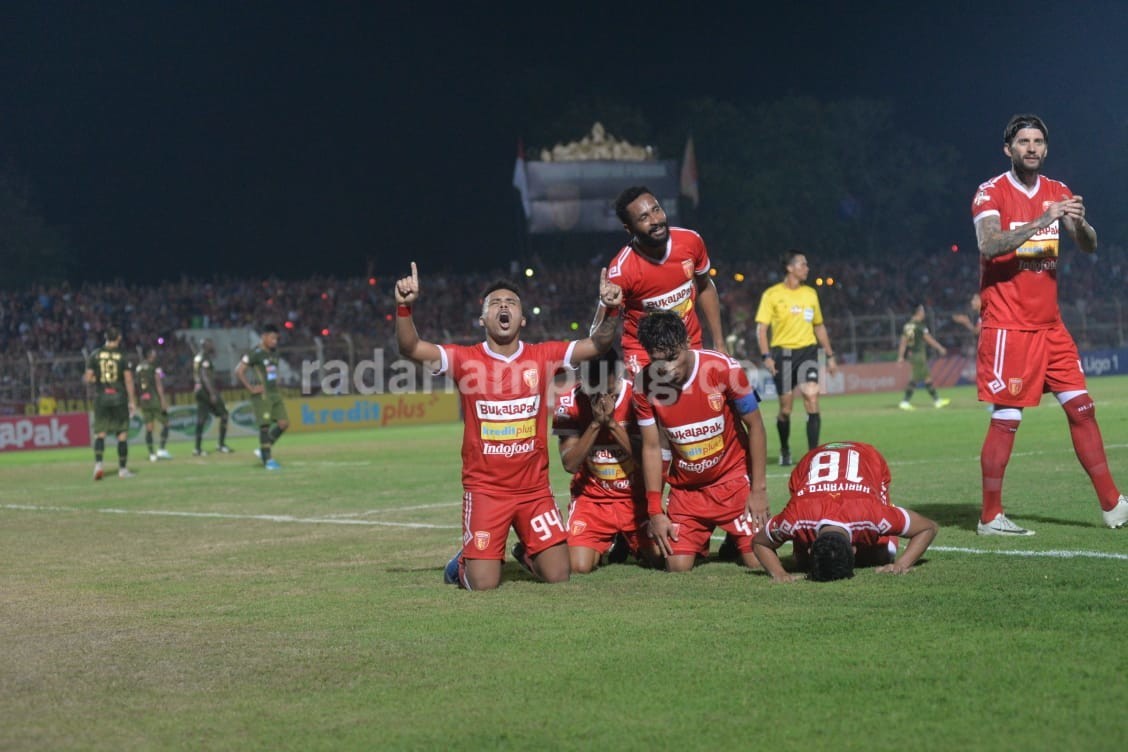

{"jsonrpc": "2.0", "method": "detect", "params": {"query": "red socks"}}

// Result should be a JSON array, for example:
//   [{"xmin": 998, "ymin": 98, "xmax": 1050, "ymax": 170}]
[
  {"xmin": 1062, "ymin": 394, "xmax": 1121, "ymax": 511},
  {"xmin": 980, "ymin": 417, "xmax": 1019, "ymax": 522}
]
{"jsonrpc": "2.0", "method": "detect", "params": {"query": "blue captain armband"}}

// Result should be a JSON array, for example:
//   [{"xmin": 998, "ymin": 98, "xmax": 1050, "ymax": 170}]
[{"xmin": 733, "ymin": 392, "xmax": 760, "ymax": 415}]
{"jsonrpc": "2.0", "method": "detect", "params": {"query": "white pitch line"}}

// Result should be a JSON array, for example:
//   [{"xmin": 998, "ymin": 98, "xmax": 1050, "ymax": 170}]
[
  {"xmin": 1, "ymin": 503, "xmax": 459, "ymax": 529},
  {"xmin": 318, "ymin": 502, "xmax": 462, "ymax": 518},
  {"xmin": 929, "ymin": 545, "xmax": 1128, "ymax": 561},
  {"xmin": 3, "ymin": 504, "xmax": 1123, "ymax": 557}
]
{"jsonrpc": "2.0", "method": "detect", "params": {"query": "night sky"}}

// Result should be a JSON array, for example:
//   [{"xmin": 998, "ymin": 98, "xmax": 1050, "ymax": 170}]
[{"xmin": 2, "ymin": 1, "xmax": 1126, "ymax": 284}]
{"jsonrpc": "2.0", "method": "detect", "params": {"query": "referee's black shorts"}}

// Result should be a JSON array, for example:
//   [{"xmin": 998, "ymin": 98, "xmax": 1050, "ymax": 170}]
[{"xmin": 771, "ymin": 345, "xmax": 820, "ymax": 395}]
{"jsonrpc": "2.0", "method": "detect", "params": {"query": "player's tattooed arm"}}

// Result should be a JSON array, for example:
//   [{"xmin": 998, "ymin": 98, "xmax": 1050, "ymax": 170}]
[
  {"xmin": 976, "ymin": 198, "xmax": 1081, "ymax": 259},
  {"xmin": 975, "ymin": 215, "xmax": 1040, "ymax": 259}
]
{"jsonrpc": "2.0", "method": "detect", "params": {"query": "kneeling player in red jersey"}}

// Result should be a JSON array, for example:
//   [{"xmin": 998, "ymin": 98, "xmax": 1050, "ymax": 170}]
[
  {"xmin": 553, "ymin": 348, "xmax": 663, "ymax": 572},
  {"xmin": 395, "ymin": 262, "xmax": 622, "ymax": 591},
  {"xmin": 634, "ymin": 311, "xmax": 770, "ymax": 572}
]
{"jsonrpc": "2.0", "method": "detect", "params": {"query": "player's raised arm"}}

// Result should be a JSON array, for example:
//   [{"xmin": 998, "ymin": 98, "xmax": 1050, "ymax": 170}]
[
  {"xmin": 571, "ymin": 268, "xmax": 622, "ymax": 365},
  {"xmin": 394, "ymin": 262, "xmax": 443, "ymax": 367}
]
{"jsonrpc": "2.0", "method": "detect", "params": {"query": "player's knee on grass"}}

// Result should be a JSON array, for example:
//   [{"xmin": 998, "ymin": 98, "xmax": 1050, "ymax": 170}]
[
  {"xmin": 465, "ymin": 558, "xmax": 503, "ymax": 591},
  {"xmin": 665, "ymin": 554, "xmax": 697, "ymax": 572},
  {"xmin": 569, "ymin": 546, "xmax": 600, "ymax": 574},
  {"xmin": 533, "ymin": 543, "xmax": 570, "ymax": 583}
]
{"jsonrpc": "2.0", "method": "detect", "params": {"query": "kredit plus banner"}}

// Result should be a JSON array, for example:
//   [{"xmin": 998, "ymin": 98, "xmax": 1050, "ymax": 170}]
[
  {"xmin": 0, "ymin": 413, "xmax": 91, "ymax": 452},
  {"xmin": 287, "ymin": 393, "xmax": 460, "ymax": 433}
]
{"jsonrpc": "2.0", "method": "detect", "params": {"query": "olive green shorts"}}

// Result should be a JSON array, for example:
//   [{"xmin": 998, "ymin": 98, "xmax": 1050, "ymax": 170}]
[
  {"xmin": 251, "ymin": 394, "xmax": 288, "ymax": 426},
  {"xmin": 93, "ymin": 403, "xmax": 130, "ymax": 435}
]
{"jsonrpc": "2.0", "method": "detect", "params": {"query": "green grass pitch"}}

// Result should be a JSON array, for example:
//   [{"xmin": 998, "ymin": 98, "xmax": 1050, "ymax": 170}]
[{"xmin": 2, "ymin": 380, "xmax": 1127, "ymax": 750}]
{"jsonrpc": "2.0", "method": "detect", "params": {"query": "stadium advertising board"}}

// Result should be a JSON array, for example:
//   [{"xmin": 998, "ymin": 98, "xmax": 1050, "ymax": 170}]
[
  {"xmin": 1081, "ymin": 348, "xmax": 1128, "ymax": 378},
  {"xmin": 0, "ymin": 412, "xmax": 91, "ymax": 452},
  {"xmin": 288, "ymin": 393, "xmax": 459, "ymax": 432}
]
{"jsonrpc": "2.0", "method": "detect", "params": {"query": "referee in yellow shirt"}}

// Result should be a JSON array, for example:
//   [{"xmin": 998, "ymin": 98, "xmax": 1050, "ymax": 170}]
[{"xmin": 755, "ymin": 250, "xmax": 838, "ymax": 465}]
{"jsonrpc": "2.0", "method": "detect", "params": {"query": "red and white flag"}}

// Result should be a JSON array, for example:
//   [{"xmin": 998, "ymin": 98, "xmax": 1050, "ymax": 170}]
[
  {"xmin": 512, "ymin": 138, "xmax": 530, "ymax": 218},
  {"xmin": 679, "ymin": 135, "xmax": 699, "ymax": 209}
]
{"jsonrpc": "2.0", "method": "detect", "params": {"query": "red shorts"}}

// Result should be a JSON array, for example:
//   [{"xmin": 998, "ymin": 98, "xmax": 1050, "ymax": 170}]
[
  {"xmin": 666, "ymin": 475, "xmax": 753, "ymax": 557},
  {"xmin": 977, "ymin": 322, "xmax": 1086, "ymax": 407},
  {"xmin": 461, "ymin": 489, "xmax": 567, "ymax": 560},
  {"xmin": 566, "ymin": 495, "xmax": 649, "ymax": 555}
]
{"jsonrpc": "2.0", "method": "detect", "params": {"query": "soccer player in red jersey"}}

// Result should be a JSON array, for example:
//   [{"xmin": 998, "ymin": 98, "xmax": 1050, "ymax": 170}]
[
  {"xmin": 395, "ymin": 262, "xmax": 623, "ymax": 590},
  {"xmin": 752, "ymin": 441, "xmax": 938, "ymax": 582},
  {"xmin": 553, "ymin": 348, "xmax": 662, "ymax": 572},
  {"xmin": 633, "ymin": 311, "xmax": 769, "ymax": 572},
  {"xmin": 971, "ymin": 114, "xmax": 1128, "ymax": 534},
  {"xmin": 604, "ymin": 186, "xmax": 726, "ymax": 374}
]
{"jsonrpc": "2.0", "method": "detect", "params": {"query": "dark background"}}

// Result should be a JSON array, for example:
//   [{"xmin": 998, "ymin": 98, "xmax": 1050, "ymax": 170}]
[{"xmin": 2, "ymin": 0, "xmax": 1125, "ymax": 284}]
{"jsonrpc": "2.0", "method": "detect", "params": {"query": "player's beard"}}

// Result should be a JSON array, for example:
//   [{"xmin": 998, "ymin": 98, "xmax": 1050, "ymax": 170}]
[
  {"xmin": 1012, "ymin": 152, "xmax": 1044, "ymax": 177},
  {"xmin": 634, "ymin": 223, "xmax": 669, "ymax": 251}
]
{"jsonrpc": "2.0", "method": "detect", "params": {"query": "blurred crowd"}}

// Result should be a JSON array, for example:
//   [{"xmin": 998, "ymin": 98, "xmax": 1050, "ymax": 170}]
[{"xmin": 1, "ymin": 242, "xmax": 1122, "ymax": 406}]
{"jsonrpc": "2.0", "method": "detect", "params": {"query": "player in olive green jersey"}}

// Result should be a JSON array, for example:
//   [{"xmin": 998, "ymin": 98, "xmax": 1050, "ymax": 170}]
[
  {"xmin": 83, "ymin": 327, "xmax": 137, "ymax": 480},
  {"xmin": 896, "ymin": 305, "xmax": 951, "ymax": 410},
  {"xmin": 136, "ymin": 348, "xmax": 172, "ymax": 461},
  {"xmin": 193, "ymin": 339, "xmax": 232, "ymax": 455},
  {"xmin": 235, "ymin": 324, "xmax": 289, "ymax": 470}
]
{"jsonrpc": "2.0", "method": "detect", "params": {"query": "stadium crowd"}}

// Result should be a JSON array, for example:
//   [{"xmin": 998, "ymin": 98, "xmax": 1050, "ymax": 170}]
[{"xmin": 1, "ymin": 242, "xmax": 1121, "ymax": 407}]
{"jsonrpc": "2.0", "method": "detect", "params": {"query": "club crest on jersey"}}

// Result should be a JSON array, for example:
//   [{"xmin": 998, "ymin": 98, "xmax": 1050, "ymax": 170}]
[
  {"xmin": 570, "ymin": 520, "xmax": 587, "ymax": 536},
  {"xmin": 681, "ymin": 259, "xmax": 694, "ymax": 279},
  {"xmin": 708, "ymin": 392, "xmax": 724, "ymax": 412},
  {"xmin": 474, "ymin": 531, "xmax": 491, "ymax": 550},
  {"xmin": 1008, "ymin": 377, "xmax": 1023, "ymax": 396},
  {"xmin": 523, "ymin": 369, "xmax": 538, "ymax": 389}
]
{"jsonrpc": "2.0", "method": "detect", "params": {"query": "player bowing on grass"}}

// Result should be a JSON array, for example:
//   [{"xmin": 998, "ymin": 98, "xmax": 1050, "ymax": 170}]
[
  {"xmin": 395, "ymin": 262, "xmax": 622, "ymax": 591},
  {"xmin": 752, "ymin": 441, "xmax": 938, "ymax": 582},
  {"xmin": 634, "ymin": 311, "xmax": 769, "ymax": 571}
]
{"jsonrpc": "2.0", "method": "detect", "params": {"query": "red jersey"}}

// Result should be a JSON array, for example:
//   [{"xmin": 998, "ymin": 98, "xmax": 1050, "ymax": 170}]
[
  {"xmin": 552, "ymin": 380, "xmax": 642, "ymax": 503},
  {"xmin": 971, "ymin": 171, "xmax": 1072, "ymax": 329},
  {"xmin": 607, "ymin": 227, "xmax": 712, "ymax": 363},
  {"xmin": 767, "ymin": 441, "xmax": 908, "ymax": 547},
  {"xmin": 437, "ymin": 339, "xmax": 576, "ymax": 496},
  {"xmin": 633, "ymin": 349, "xmax": 760, "ymax": 489}
]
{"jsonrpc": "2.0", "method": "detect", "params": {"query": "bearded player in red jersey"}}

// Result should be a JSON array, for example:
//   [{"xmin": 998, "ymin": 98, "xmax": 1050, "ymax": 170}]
[
  {"xmin": 752, "ymin": 441, "xmax": 938, "ymax": 582},
  {"xmin": 972, "ymin": 114, "xmax": 1128, "ymax": 534},
  {"xmin": 395, "ymin": 262, "xmax": 622, "ymax": 590},
  {"xmin": 633, "ymin": 311, "xmax": 769, "ymax": 571},
  {"xmin": 604, "ymin": 186, "xmax": 726, "ymax": 374}
]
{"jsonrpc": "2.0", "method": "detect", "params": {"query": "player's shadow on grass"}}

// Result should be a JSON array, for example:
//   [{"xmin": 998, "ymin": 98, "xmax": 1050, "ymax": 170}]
[
  {"xmin": 909, "ymin": 503, "xmax": 1093, "ymax": 531},
  {"xmin": 1002, "ymin": 512, "xmax": 1109, "ymax": 529},
  {"xmin": 907, "ymin": 502, "xmax": 981, "ymax": 532}
]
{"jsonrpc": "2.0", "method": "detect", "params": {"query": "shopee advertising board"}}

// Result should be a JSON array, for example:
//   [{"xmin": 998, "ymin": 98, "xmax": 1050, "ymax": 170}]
[
  {"xmin": 287, "ymin": 393, "xmax": 459, "ymax": 432},
  {"xmin": 0, "ymin": 413, "xmax": 91, "ymax": 452}
]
